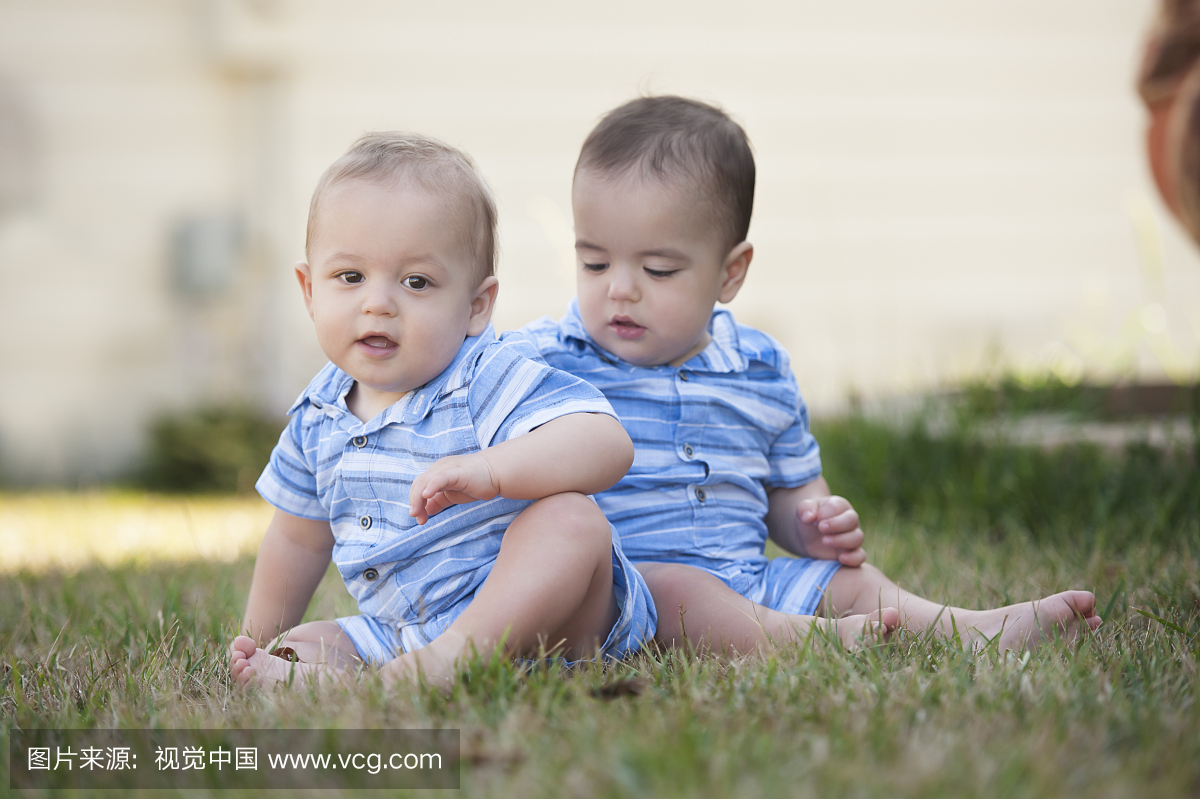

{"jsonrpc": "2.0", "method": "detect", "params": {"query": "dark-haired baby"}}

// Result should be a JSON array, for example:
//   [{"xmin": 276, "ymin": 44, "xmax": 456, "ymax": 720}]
[{"xmin": 521, "ymin": 96, "xmax": 1101, "ymax": 653}]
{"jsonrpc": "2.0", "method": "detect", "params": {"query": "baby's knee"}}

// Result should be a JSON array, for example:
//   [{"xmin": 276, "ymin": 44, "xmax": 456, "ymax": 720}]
[
  {"xmin": 856, "ymin": 562, "xmax": 886, "ymax": 583},
  {"xmin": 520, "ymin": 493, "xmax": 611, "ymax": 552},
  {"xmin": 829, "ymin": 560, "xmax": 891, "ymax": 601}
]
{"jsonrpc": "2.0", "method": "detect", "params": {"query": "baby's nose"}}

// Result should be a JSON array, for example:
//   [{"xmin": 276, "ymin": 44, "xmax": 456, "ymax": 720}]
[
  {"xmin": 361, "ymin": 287, "xmax": 399, "ymax": 315},
  {"xmin": 607, "ymin": 273, "xmax": 639, "ymax": 301}
]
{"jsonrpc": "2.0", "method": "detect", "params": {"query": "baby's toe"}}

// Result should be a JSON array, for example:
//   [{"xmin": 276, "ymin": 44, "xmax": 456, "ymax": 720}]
[
  {"xmin": 235, "ymin": 664, "xmax": 258, "ymax": 687},
  {"xmin": 231, "ymin": 635, "xmax": 259, "ymax": 657},
  {"xmin": 1065, "ymin": 590, "xmax": 1097, "ymax": 619},
  {"xmin": 877, "ymin": 607, "xmax": 900, "ymax": 633}
]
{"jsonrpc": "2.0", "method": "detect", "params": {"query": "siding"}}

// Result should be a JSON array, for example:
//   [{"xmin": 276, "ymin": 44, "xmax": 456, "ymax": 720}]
[{"xmin": 0, "ymin": 0, "xmax": 1195, "ymax": 482}]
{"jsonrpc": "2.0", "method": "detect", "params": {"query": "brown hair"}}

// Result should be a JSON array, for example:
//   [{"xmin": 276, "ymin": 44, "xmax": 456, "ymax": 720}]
[
  {"xmin": 1140, "ymin": 0, "xmax": 1200, "ymax": 243},
  {"xmin": 575, "ymin": 96, "xmax": 755, "ymax": 253},
  {"xmin": 306, "ymin": 132, "xmax": 497, "ymax": 282}
]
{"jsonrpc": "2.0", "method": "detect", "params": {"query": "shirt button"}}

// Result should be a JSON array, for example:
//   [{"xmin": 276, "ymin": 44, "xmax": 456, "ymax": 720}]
[
  {"xmin": 696, "ymin": 487, "xmax": 707, "ymax": 502},
  {"xmin": 352, "ymin": 435, "xmax": 367, "ymax": 448},
  {"xmin": 359, "ymin": 515, "xmax": 372, "ymax": 530},
  {"xmin": 683, "ymin": 444, "xmax": 694, "ymax": 458},
  {"xmin": 311, "ymin": 398, "xmax": 323, "ymax": 409},
  {"xmin": 363, "ymin": 568, "xmax": 379, "ymax": 581},
  {"xmin": 678, "ymin": 371, "xmax": 689, "ymax": 382}
]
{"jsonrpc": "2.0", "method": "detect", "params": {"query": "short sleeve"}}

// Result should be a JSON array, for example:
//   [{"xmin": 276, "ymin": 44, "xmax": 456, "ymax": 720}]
[
  {"xmin": 763, "ymin": 365, "xmax": 823, "ymax": 489},
  {"xmin": 468, "ymin": 334, "xmax": 617, "ymax": 448},
  {"xmin": 255, "ymin": 407, "xmax": 327, "ymax": 521}
]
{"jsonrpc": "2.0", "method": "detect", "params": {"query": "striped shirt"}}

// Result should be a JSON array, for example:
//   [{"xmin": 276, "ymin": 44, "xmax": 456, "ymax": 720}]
[
  {"xmin": 256, "ymin": 324, "xmax": 620, "ymax": 651},
  {"xmin": 520, "ymin": 301, "xmax": 823, "ymax": 599}
]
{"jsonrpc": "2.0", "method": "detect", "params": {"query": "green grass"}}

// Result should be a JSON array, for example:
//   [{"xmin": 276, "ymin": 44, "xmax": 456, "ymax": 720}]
[
  {"xmin": 815, "ymin": 414, "xmax": 1199, "ymax": 549},
  {"xmin": 2, "ymin": 410, "xmax": 1199, "ymax": 798}
]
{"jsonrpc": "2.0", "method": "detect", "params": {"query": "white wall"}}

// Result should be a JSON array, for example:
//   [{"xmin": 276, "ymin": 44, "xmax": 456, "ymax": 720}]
[{"xmin": 0, "ymin": 0, "xmax": 1196, "ymax": 483}]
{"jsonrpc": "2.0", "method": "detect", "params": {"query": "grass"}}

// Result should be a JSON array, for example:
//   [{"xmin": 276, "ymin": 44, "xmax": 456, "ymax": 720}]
[
  {"xmin": 2, "ymin": 408, "xmax": 1199, "ymax": 798},
  {"xmin": 816, "ymin": 413, "xmax": 1199, "ymax": 550}
]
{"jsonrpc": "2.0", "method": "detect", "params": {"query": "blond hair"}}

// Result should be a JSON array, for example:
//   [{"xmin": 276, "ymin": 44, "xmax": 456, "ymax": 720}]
[{"xmin": 306, "ymin": 132, "xmax": 497, "ymax": 282}]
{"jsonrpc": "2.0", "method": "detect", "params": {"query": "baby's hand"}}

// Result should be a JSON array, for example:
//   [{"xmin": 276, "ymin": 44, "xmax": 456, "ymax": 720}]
[
  {"xmin": 795, "ymin": 495, "xmax": 866, "ymax": 566},
  {"xmin": 408, "ymin": 454, "xmax": 500, "ymax": 524}
]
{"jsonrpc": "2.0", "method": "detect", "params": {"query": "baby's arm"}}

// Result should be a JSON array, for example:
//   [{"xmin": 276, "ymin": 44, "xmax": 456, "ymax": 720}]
[
  {"xmin": 765, "ymin": 477, "xmax": 867, "ymax": 566},
  {"xmin": 409, "ymin": 412, "xmax": 633, "ymax": 523},
  {"xmin": 241, "ymin": 509, "xmax": 335, "ymax": 644}
]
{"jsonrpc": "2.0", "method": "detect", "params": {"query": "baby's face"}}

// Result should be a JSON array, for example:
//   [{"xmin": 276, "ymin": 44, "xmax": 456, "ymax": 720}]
[
  {"xmin": 298, "ymin": 178, "xmax": 493, "ymax": 407},
  {"xmin": 572, "ymin": 169, "xmax": 747, "ymax": 366}
]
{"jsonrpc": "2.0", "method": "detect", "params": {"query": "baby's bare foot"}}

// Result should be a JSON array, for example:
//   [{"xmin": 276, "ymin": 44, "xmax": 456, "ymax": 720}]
[
  {"xmin": 229, "ymin": 636, "xmax": 256, "ymax": 684},
  {"xmin": 967, "ymin": 590, "xmax": 1101, "ymax": 652},
  {"xmin": 828, "ymin": 607, "xmax": 899, "ymax": 650},
  {"xmin": 228, "ymin": 635, "xmax": 348, "ymax": 689},
  {"xmin": 381, "ymin": 631, "xmax": 467, "ymax": 692}
]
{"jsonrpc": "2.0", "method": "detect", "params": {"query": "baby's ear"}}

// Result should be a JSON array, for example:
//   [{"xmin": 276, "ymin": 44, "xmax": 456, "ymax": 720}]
[
  {"xmin": 295, "ymin": 262, "xmax": 315, "ymax": 318},
  {"xmin": 718, "ymin": 242, "xmax": 753, "ymax": 304},
  {"xmin": 467, "ymin": 276, "xmax": 500, "ymax": 336}
]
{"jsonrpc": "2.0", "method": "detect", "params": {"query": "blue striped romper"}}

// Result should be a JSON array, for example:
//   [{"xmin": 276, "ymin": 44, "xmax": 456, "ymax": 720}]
[
  {"xmin": 256, "ymin": 324, "xmax": 657, "ymax": 664},
  {"xmin": 520, "ymin": 301, "xmax": 840, "ymax": 617}
]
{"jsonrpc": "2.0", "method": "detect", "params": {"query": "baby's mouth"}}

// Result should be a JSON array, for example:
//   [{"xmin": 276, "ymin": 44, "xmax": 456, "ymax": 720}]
[
  {"xmin": 357, "ymin": 334, "xmax": 398, "ymax": 352},
  {"xmin": 609, "ymin": 316, "xmax": 646, "ymax": 340}
]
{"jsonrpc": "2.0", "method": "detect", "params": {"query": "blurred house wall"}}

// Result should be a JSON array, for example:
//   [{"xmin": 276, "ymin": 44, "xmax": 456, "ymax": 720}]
[{"xmin": 0, "ymin": 0, "xmax": 1196, "ymax": 483}]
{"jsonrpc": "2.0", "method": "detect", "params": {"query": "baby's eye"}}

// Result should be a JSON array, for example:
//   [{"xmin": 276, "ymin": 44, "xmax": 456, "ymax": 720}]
[
  {"xmin": 644, "ymin": 267, "xmax": 678, "ymax": 278},
  {"xmin": 339, "ymin": 271, "xmax": 365, "ymax": 285},
  {"xmin": 402, "ymin": 275, "xmax": 428, "ymax": 290},
  {"xmin": 581, "ymin": 263, "xmax": 608, "ymax": 273}
]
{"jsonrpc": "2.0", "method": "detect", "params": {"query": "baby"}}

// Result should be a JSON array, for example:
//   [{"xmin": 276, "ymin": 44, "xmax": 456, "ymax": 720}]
[
  {"xmin": 229, "ymin": 132, "xmax": 655, "ymax": 688},
  {"xmin": 522, "ymin": 96, "xmax": 1102, "ymax": 653}
]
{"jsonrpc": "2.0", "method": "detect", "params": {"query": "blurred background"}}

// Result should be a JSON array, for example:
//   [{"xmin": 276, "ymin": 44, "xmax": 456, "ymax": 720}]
[{"xmin": 0, "ymin": 0, "xmax": 1197, "ymax": 487}]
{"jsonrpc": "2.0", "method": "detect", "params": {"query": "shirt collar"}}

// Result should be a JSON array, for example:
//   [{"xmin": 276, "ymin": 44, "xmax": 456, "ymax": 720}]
[
  {"xmin": 399, "ymin": 323, "xmax": 497, "ymax": 424},
  {"xmin": 560, "ymin": 298, "xmax": 748, "ymax": 374},
  {"xmin": 288, "ymin": 324, "xmax": 500, "ymax": 428}
]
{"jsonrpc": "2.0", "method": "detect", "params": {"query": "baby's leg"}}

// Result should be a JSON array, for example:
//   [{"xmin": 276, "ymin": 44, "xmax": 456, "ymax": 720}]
[
  {"xmin": 818, "ymin": 563, "xmax": 1102, "ymax": 652},
  {"xmin": 379, "ymin": 492, "xmax": 620, "ymax": 688},
  {"xmin": 638, "ymin": 562, "xmax": 899, "ymax": 654},
  {"xmin": 229, "ymin": 621, "xmax": 361, "ymax": 688}
]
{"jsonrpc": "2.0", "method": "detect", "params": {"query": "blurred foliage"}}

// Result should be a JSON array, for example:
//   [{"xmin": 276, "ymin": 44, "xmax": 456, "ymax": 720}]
[
  {"xmin": 959, "ymin": 375, "xmax": 1102, "ymax": 419},
  {"xmin": 138, "ymin": 406, "xmax": 284, "ymax": 494},
  {"xmin": 815, "ymin": 407, "xmax": 1199, "ymax": 548},
  {"xmin": 959, "ymin": 374, "xmax": 1200, "ymax": 420},
  {"xmin": 131, "ymin": 382, "xmax": 1199, "ymax": 519}
]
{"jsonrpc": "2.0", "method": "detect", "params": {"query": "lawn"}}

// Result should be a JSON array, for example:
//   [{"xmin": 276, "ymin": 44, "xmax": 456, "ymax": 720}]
[{"xmin": 2, "ymin": 408, "xmax": 1198, "ymax": 798}]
